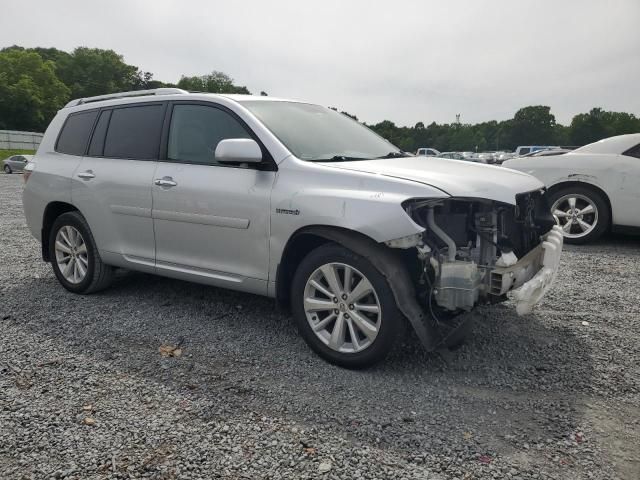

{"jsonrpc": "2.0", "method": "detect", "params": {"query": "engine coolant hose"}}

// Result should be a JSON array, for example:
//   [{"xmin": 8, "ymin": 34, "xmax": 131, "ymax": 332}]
[{"xmin": 426, "ymin": 208, "xmax": 457, "ymax": 262}]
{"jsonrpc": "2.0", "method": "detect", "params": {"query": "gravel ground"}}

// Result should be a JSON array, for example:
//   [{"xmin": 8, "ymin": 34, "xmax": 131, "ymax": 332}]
[{"xmin": 1, "ymin": 173, "xmax": 639, "ymax": 480}]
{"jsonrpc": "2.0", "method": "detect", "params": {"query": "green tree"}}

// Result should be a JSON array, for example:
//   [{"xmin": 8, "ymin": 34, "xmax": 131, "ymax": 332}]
[
  {"xmin": 55, "ymin": 47, "xmax": 146, "ymax": 98},
  {"xmin": 329, "ymin": 107, "xmax": 358, "ymax": 121},
  {"xmin": 0, "ymin": 49, "xmax": 70, "ymax": 131},
  {"xmin": 177, "ymin": 71, "xmax": 250, "ymax": 94},
  {"xmin": 569, "ymin": 108, "xmax": 640, "ymax": 145},
  {"xmin": 510, "ymin": 106, "xmax": 556, "ymax": 146}
]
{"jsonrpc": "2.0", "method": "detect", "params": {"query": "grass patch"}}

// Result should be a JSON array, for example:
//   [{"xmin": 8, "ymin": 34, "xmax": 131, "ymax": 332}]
[{"xmin": 1, "ymin": 149, "xmax": 36, "ymax": 161}]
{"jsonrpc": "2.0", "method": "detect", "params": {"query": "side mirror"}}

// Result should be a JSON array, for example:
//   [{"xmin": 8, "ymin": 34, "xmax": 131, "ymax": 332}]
[{"xmin": 215, "ymin": 139, "xmax": 262, "ymax": 163}]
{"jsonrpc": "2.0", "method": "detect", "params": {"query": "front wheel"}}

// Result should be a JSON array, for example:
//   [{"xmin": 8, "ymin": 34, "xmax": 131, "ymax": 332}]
[
  {"xmin": 3, "ymin": 165, "xmax": 11, "ymax": 174},
  {"xmin": 548, "ymin": 186, "xmax": 609, "ymax": 244},
  {"xmin": 291, "ymin": 243, "xmax": 403, "ymax": 369}
]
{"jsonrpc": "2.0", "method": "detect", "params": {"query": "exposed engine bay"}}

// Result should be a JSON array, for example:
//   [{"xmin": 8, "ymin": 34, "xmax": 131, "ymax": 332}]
[{"xmin": 398, "ymin": 191, "xmax": 562, "ymax": 316}]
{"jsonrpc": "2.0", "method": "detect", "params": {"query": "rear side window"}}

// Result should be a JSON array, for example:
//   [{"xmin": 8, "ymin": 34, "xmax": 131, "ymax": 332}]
[
  {"xmin": 56, "ymin": 110, "xmax": 99, "ymax": 156},
  {"xmin": 623, "ymin": 143, "xmax": 640, "ymax": 159},
  {"xmin": 167, "ymin": 104, "xmax": 251, "ymax": 165},
  {"xmin": 103, "ymin": 104, "xmax": 164, "ymax": 159}
]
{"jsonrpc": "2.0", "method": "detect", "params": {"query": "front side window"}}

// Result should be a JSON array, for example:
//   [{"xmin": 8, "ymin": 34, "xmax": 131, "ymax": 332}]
[
  {"xmin": 56, "ymin": 110, "xmax": 99, "ymax": 156},
  {"xmin": 103, "ymin": 104, "xmax": 164, "ymax": 159},
  {"xmin": 167, "ymin": 104, "xmax": 251, "ymax": 165},
  {"xmin": 240, "ymin": 101, "xmax": 401, "ymax": 161}
]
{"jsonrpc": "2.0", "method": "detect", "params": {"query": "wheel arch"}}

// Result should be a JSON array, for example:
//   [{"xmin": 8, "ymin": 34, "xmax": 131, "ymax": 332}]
[
  {"xmin": 546, "ymin": 180, "xmax": 612, "ymax": 228},
  {"xmin": 41, "ymin": 201, "xmax": 80, "ymax": 261},
  {"xmin": 276, "ymin": 226, "xmax": 370, "ymax": 307},
  {"xmin": 276, "ymin": 224, "xmax": 439, "ymax": 350}
]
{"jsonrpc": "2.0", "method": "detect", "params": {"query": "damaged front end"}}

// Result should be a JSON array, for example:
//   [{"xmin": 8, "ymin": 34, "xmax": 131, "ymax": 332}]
[{"xmin": 396, "ymin": 191, "xmax": 563, "ymax": 321}]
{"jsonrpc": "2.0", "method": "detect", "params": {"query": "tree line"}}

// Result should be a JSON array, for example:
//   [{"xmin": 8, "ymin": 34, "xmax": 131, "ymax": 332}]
[
  {"xmin": 1, "ymin": 45, "xmax": 638, "ymax": 150},
  {"xmin": 0, "ymin": 45, "xmax": 252, "ymax": 132},
  {"xmin": 363, "ymin": 106, "xmax": 640, "ymax": 152}
]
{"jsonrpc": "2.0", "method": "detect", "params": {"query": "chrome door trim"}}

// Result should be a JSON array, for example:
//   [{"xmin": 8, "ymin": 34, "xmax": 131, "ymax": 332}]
[
  {"xmin": 152, "ymin": 209, "xmax": 250, "ymax": 229},
  {"xmin": 110, "ymin": 205, "xmax": 152, "ymax": 217}
]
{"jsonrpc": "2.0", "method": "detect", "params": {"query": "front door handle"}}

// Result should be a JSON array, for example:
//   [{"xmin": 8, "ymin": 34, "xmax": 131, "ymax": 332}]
[
  {"xmin": 154, "ymin": 177, "xmax": 177, "ymax": 187},
  {"xmin": 77, "ymin": 170, "xmax": 95, "ymax": 180}
]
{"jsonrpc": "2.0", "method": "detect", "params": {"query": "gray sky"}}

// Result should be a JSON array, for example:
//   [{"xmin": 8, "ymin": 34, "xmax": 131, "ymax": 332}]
[{"xmin": 3, "ymin": 0, "xmax": 639, "ymax": 126}]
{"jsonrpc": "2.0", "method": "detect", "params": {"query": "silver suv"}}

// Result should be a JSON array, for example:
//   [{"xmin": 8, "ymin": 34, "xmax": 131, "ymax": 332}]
[{"xmin": 23, "ymin": 88, "xmax": 563, "ymax": 368}]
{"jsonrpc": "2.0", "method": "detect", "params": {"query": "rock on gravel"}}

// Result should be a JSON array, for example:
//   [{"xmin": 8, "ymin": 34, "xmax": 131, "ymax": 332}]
[{"xmin": 1, "ymin": 174, "xmax": 639, "ymax": 479}]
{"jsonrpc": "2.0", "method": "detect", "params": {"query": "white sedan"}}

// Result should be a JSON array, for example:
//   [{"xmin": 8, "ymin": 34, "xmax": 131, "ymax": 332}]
[{"xmin": 503, "ymin": 134, "xmax": 640, "ymax": 244}]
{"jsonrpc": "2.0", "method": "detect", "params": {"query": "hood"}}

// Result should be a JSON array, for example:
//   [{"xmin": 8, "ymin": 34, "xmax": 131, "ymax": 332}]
[{"xmin": 319, "ymin": 156, "xmax": 544, "ymax": 205}]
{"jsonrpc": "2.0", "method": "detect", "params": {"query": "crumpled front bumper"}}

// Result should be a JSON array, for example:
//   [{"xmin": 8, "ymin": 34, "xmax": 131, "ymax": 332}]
[{"xmin": 489, "ymin": 226, "xmax": 564, "ymax": 315}]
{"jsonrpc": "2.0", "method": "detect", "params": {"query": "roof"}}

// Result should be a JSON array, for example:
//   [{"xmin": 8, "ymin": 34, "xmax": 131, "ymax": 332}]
[{"xmin": 573, "ymin": 133, "xmax": 640, "ymax": 154}]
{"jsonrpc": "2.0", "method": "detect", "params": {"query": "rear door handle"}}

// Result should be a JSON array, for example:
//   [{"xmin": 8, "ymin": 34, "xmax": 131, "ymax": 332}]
[
  {"xmin": 77, "ymin": 170, "xmax": 95, "ymax": 180},
  {"xmin": 154, "ymin": 177, "xmax": 177, "ymax": 187}
]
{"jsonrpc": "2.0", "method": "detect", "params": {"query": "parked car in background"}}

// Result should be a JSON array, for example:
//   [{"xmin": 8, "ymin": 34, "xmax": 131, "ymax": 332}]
[
  {"xmin": 437, "ymin": 152, "xmax": 464, "ymax": 160},
  {"xmin": 514, "ymin": 146, "xmax": 558, "ymax": 156},
  {"xmin": 503, "ymin": 134, "xmax": 640, "ymax": 244},
  {"xmin": 437, "ymin": 151, "xmax": 481, "ymax": 162},
  {"xmin": 477, "ymin": 152, "xmax": 502, "ymax": 164},
  {"xmin": 496, "ymin": 151, "xmax": 516, "ymax": 164},
  {"xmin": 22, "ymin": 88, "xmax": 563, "ymax": 367},
  {"xmin": 519, "ymin": 148, "xmax": 571, "ymax": 158},
  {"xmin": 3, "ymin": 154, "xmax": 33, "ymax": 173},
  {"xmin": 416, "ymin": 147, "xmax": 440, "ymax": 157}
]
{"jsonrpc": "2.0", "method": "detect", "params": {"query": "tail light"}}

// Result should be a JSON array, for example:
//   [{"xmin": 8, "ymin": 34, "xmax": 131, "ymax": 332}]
[{"xmin": 23, "ymin": 162, "xmax": 35, "ymax": 183}]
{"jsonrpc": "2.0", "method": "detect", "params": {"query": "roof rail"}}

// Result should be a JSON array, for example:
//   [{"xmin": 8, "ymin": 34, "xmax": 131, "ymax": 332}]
[{"xmin": 64, "ymin": 88, "xmax": 188, "ymax": 108}]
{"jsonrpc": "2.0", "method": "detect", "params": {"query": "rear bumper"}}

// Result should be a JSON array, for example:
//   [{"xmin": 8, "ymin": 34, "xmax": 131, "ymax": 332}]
[{"xmin": 490, "ymin": 225, "xmax": 564, "ymax": 314}]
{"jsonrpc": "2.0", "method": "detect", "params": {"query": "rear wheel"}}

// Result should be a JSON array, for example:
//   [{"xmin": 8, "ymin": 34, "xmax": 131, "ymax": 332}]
[
  {"xmin": 3, "ymin": 165, "xmax": 11, "ymax": 174},
  {"xmin": 548, "ymin": 186, "xmax": 609, "ymax": 244},
  {"xmin": 291, "ymin": 243, "xmax": 403, "ymax": 368},
  {"xmin": 49, "ymin": 212, "xmax": 114, "ymax": 294}
]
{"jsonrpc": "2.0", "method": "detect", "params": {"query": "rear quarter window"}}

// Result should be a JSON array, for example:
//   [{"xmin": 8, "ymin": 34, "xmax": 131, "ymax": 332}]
[
  {"xmin": 623, "ymin": 143, "xmax": 640, "ymax": 159},
  {"xmin": 56, "ymin": 110, "xmax": 99, "ymax": 156}
]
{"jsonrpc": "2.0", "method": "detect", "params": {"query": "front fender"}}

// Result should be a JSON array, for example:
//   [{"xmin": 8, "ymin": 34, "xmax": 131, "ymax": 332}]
[{"xmin": 548, "ymin": 174, "xmax": 605, "ymax": 190}]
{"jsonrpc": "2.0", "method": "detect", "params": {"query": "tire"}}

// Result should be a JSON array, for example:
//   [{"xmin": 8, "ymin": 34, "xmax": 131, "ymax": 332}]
[
  {"xmin": 547, "ymin": 186, "xmax": 609, "ymax": 244},
  {"xmin": 49, "ymin": 211, "xmax": 114, "ymax": 294},
  {"xmin": 291, "ymin": 243, "xmax": 403, "ymax": 369},
  {"xmin": 3, "ymin": 165, "xmax": 11, "ymax": 174}
]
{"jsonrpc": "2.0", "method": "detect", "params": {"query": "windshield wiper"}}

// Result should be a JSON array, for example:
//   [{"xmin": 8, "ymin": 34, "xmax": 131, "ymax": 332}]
[
  {"xmin": 316, "ymin": 155, "xmax": 370, "ymax": 162},
  {"xmin": 315, "ymin": 152, "xmax": 409, "ymax": 162},
  {"xmin": 376, "ymin": 151, "xmax": 410, "ymax": 159}
]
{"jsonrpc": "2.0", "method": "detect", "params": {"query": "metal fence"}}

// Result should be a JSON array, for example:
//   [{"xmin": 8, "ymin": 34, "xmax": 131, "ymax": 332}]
[{"xmin": 0, "ymin": 130, "xmax": 44, "ymax": 151}]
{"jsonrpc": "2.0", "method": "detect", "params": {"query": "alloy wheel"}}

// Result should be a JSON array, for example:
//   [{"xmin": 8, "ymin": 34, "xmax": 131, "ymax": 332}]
[
  {"xmin": 54, "ymin": 226, "xmax": 89, "ymax": 284},
  {"xmin": 303, "ymin": 262, "xmax": 381, "ymax": 354},
  {"xmin": 551, "ymin": 194, "xmax": 598, "ymax": 239}
]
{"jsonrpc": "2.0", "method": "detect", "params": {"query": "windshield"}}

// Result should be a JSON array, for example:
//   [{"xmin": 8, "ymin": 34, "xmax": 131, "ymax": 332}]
[{"xmin": 240, "ymin": 101, "xmax": 402, "ymax": 161}]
